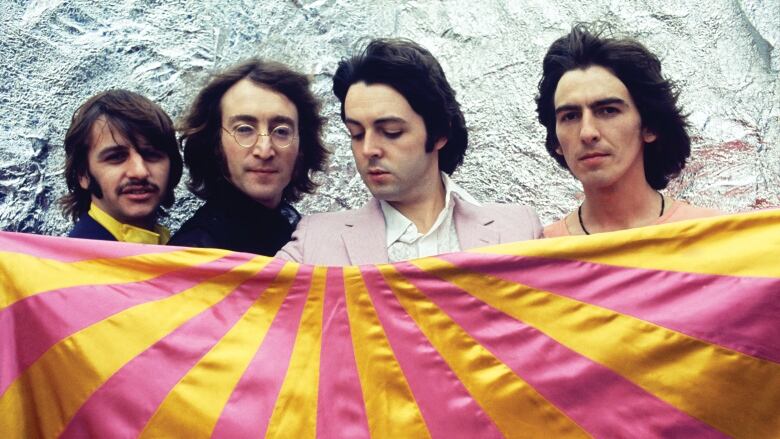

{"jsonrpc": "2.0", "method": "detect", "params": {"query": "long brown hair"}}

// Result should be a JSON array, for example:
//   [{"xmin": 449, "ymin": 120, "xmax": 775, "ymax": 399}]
[{"xmin": 179, "ymin": 59, "xmax": 328, "ymax": 202}]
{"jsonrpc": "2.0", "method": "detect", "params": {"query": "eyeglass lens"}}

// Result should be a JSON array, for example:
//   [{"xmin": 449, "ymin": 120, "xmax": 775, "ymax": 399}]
[{"xmin": 233, "ymin": 125, "xmax": 294, "ymax": 148}]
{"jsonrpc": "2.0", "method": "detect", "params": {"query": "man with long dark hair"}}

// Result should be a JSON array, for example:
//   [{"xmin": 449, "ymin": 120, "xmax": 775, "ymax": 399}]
[
  {"xmin": 278, "ymin": 38, "xmax": 542, "ymax": 264},
  {"xmin": 536, "ymin": 25, "xmax": 719, "ymax": 237},
  {"xmin": 169, "ymin": 59, "xmax": 328, "ymax": 255},
  {"xmin": 61, "ymin": 89, "xmax": 183, "ymax": 244}
]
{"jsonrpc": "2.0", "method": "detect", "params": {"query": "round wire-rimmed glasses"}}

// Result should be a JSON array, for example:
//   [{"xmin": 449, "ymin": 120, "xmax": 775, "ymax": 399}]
[{"xmin": 222, "ymin": 124, "xmax": 297, "ymax": 149}]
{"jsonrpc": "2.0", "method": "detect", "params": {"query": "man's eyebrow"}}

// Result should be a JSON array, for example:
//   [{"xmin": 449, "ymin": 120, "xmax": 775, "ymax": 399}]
[
  {"xmin": 590, "ymin": 97, "xmax": 627, "ymax": 108},
  {"xmin": 226, "ymin": 114, "xmax": 259, "ymax": 125},
  {"xmin": 269, "ymin": 115, "xmax": 296, "ymax": 128},
  {"xmin": 554, "ymin": 97, "xmax": 628, "ymax": 115},
  {"xmin": 227, "ymin": 114, "xmax": 296, "ymax": 128},
  {"xmin": 373, "ymin": 116, "xmax": 406, "ymax": 126},
  {"xmin": 554, "ymin": 104, "xmax": 580, "ymax": 115},
  {"xmin": 344, "ymin": 116, "xmax": 406, "ymax": 126},
  {"xmin": 95, "ymin": 144, "xmax": 128, "ymax": 158}
]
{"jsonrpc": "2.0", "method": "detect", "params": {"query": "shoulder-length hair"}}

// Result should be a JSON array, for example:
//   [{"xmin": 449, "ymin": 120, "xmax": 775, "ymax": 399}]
[
  {"xmin": 535, "ymin": 24, "xmax": 691, "ymax": 189},
  {"xmin": 179, "ymin": 59, "xmax": 328, "ymax": 202},
  {"xmin": 60, "ymin": 89, "xmax": 182, "ymax": 221}
]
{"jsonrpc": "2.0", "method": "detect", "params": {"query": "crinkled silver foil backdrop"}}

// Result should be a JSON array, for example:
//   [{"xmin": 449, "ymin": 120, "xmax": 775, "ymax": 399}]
[{"xmin": 1, "ymin": 0, "xmax": 778, "ymax": 235}]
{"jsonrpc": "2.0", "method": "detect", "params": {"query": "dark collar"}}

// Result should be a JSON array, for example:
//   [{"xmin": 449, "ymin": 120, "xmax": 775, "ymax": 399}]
[{"xmin": 207, "ymin": 183, "xmax": 300, "ymax": 226}]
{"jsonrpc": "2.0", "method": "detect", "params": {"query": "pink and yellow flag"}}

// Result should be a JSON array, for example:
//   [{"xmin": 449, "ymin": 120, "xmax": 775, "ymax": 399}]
[{"xmin": 1, "ymin": 210, "xmax": 779, "ymax": 438}]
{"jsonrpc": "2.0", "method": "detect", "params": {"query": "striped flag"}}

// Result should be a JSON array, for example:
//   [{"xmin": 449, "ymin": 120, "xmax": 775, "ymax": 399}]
[{"xmin": 1, "ymin": 210, "xmax": 779, "ymax": 438}]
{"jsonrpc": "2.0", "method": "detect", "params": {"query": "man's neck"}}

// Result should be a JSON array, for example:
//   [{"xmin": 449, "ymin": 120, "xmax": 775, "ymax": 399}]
[
  {"xmin": 386, "ymin": 176, "xmax": 447, "ymax": 235},
  {"xmin": 577, "ymin": 181, "xmax": 662, "ymax": 234}
]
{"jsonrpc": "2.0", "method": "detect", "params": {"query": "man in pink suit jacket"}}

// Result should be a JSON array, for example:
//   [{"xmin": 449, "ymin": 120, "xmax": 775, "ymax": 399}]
[{"xmin": 277, "ymin": 38, "xmax": 542, "ymax": 265}]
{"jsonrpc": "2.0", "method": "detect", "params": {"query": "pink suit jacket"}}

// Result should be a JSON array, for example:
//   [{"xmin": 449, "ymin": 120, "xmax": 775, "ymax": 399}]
[{"xmin": 276, "ymin": 196, "xmax": 542, "ymax": 265}]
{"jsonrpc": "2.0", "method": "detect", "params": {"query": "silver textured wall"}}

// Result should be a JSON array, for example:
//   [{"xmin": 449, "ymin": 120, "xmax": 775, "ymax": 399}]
[{"xmin": 1, "ymin": 0, "xmax": 778, "ymax": 235}]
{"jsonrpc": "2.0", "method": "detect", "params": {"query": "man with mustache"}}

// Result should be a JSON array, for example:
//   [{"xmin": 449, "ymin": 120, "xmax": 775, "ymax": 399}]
[
  {"xmin": 168, "ymin": 59, "xmax": 328, "ymax": 255},
  {"xmin": 536, "ymin": 25, "xmax": 720, "ymax": 237},
  {"xmin": 277, "ymin": 38, "xmax": 542, "ymax": 265},
  {"xmin": 61, "ymin": 89, "xmax": 183, "ymax": 244}
]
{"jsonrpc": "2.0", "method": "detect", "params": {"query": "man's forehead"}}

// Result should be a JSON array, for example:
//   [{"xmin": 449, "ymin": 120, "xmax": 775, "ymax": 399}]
[
  {"xmin": 344, "ymin": 82, "xmax": 416, "ymax": 122},
  {"xmin": 220, "ymin": 79, "xmax": 298, "ymax": 120},
  {"xmin": 89, "ymin": 116, "xmax": 154, "ymax": 151},
  {"xmin": 554, "ymin": 65, "xmax": 631, "ymax": 105}
]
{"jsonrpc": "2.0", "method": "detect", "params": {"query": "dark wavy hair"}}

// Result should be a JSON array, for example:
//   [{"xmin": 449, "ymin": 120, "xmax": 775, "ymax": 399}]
[
  {"xmin": 333, "ymin": 38, "xmax": 468, "ymax": 175},
  {"xmin": 60, "ymin": 89, "xmax": 183, "ymax": 222},
  {"xmin": 535, "ymin": 24, "xmax": 691, "ymax": 189},
  {"xmin": 179, "ymin": 59, "xmax": 328, "ymax": 202}
]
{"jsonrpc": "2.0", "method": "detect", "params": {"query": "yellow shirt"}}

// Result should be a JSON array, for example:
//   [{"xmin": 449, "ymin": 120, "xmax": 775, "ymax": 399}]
[{"xmin": 88, "ymin": 204, "xmax": 170, "ymax": 245}]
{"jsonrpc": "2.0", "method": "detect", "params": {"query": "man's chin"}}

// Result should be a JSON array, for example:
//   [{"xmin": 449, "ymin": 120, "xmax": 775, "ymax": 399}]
[{"xmin": 366, "ymin": 187, "xmax": 401, "ymax": 202}]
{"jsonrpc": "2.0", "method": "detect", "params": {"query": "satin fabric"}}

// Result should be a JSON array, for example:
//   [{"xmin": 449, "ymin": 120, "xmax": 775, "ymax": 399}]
[{"xmin": 1, "ymin": 210, "xmax": 779, "ymax": 438}]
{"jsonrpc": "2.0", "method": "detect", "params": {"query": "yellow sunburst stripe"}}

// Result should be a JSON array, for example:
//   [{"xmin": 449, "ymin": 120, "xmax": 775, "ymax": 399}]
[
  {"xmin": 138, "ymin": 262, "xmax": 299, "ymax": 438},
  {"xmin": 0, "ymin": 257, "xmax": 270, "ymax": 439},
  {"xmin": 376, "ymin": 264, "xmax": 590, "ymax": 438},
  {"xmin": 472, "ymin": 210, "xmax": 780, "ymax": 278},
  {"xmin": 0, "ymin": 247, "xmax": 231, "ymax": 309},
  {"xmin": 342, "ymin": 266, "xmax": 431, "ymax": 439},
  {"xmin": 411, "ymin": 257, "xmax": 780, "ymax": 439},
  {"xmin": 263, "ymin": 266, "xmax": 327, "ymax": 439}
]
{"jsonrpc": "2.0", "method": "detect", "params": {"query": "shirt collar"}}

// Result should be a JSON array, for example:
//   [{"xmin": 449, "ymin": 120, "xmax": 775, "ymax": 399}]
[
  {"xmin": 88, "ymin": 203, "xmax": 170, "ymax": 245},
  {"xmin": 379, "ymin": 173, "xmax": 479, "ymax": 247}
]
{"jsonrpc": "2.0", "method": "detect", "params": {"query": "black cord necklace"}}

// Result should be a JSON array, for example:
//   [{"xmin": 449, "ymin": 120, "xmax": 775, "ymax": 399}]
[{"xmin": 578, "ymin": 192, "xmax": 665, "ymax": 235}]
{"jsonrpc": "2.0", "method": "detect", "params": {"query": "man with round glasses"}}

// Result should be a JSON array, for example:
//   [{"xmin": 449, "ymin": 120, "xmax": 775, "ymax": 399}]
[{"xmin": 169, "ymin": 59, "xmax": 328, "ymax": 255}]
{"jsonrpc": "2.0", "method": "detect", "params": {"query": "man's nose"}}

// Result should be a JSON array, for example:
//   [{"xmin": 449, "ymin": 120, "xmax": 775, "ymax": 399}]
[
  {"xmin": 126, "ymin": 152, "xmax": 151, "ymax": 178},
  {"xmin": 251, "ymin": 134, "xmax": 275, "ymax": 159},
  {"xmin": 579, "ymin": 112, "xmax": 600, "ymax": 145},
  {"xmin": 359, "ymin": 132, "xmax": 382, "ymax": 158}
]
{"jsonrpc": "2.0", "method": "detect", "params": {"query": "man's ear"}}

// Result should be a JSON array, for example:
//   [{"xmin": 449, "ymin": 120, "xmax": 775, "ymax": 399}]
[
  {"xmin": 555, "ymin": 145, "xmax": 563, "ymax": 155},
  {"xmin": 642, "ymin": 127, "xmax": 657, "ymax": 144},
  {"xmin": 433, "ymin": 137, "xmax": 448, "ymax": 151},
  {"xmin": 78, "ymin": 172, "xmax": 90, "ymax": 191}
]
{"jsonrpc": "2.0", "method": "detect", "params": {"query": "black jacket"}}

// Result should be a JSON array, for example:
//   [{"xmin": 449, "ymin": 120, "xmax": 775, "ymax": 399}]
[
  {"xmin": 169, "ymin": 185, "xmax": 300, "ymax": 256},
  {"xmin": 68, "ymin": 212, "xmax": 117, "ymax": 241}
]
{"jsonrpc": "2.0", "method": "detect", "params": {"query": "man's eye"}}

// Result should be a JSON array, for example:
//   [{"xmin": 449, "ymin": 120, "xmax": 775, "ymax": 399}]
[
  {"xmin": 141, "ymin": 150, "xmax": 166, "ymax": 162},
  {"xmin": 384, "ymin": 130, "xmax": 402, "ymax": 139},
  {"xmin": 235, "ymin": 125, "xmax": 255, "ymax": 135},
  {"xmin": 349, "ymin": 131, "xmax": 365, "ymax": 141},
  {"xmin": 559, "ymin": 112, "xmax": 578, "ymax": 122},
  {"xmin": 103, "ymin": 152, "xmax": 127, "ymax": 163},
  {"xmin": 598, "ymin": 107, "xmax": 619, "ymax": 116},
  {"xmin": 272, "ymin": 125, "xmax": 294, "ymax": 139}
]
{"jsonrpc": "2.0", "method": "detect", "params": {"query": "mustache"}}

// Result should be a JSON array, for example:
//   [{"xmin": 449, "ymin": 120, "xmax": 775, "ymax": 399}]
[
  {"xmin": 115, "ymin": 179, "xmax": 160, "ymax": 195},
  {"xmin": 367, "ymin": 158, "xmax": 387, "ymax": 169}
]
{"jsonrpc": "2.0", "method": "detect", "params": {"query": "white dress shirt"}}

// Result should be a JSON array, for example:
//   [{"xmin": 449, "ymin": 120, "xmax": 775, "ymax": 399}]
[{"xmin": 379, "ymin": 173, "xmax": 480, "ymax": 263}]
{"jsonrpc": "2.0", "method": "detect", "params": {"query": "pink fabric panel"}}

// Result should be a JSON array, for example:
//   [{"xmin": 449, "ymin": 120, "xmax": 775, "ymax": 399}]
[{"xmin": 317, "ymin": 268, "xmax": 370, "ymax": 438}]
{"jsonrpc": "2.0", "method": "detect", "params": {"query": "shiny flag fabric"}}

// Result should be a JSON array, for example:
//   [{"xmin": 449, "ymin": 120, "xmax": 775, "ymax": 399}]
[{"xmin": 1, "ymin": 210, "xmax": 779, "ymax": 438}]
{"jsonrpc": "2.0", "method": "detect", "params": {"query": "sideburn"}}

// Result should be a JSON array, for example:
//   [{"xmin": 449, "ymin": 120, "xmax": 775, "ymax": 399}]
[{"xmin": 86, "ymin": 171, "xmax": 104, "ymax": 198}]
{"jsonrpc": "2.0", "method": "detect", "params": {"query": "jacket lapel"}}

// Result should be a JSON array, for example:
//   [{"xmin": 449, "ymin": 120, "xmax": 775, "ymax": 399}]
[
  {"xmin": 453, "ymin": 197, "xmax": 499, "ymax": 250},
  {"xmin": 341, "ymin": 199, "xmax": 389, "ymax": 265}
]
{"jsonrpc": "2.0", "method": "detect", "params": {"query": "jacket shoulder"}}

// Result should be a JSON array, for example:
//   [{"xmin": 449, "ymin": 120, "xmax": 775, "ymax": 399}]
[
  {"xmin": 68, "ymin": 214, "xmax": 116, "ymax": 241},
  {"xmin": 480, "ymin": 202, "xmax": 543, "ymax": 240},
  {"xmin": 275, "ymin": 207, "xmax": 371, "ymax": 263},
  {"xmin": 168, "ymin": 204, "xmax": 221, "ymax": 248}
]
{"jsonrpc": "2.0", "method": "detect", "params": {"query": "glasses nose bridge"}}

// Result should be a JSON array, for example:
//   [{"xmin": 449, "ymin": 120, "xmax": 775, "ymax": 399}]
[{"xmin": 248, "ymin": 132, "xmax": 276, "ymax": 157}]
